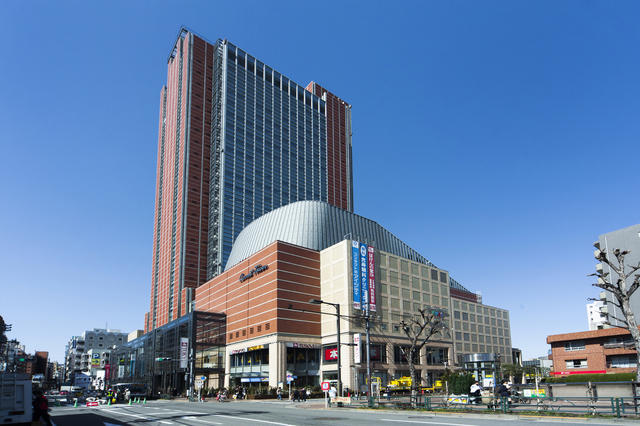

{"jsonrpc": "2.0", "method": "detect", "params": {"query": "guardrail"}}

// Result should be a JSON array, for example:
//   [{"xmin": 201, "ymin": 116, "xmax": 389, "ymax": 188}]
[{"xmin": 345, "ymin": 394, "xmax": 640, "ymax": 418}]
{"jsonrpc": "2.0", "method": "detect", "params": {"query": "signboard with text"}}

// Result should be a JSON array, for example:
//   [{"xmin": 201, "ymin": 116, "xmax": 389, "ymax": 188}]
[
  {"xmin": 367, "ymin": 246, "xmax": 376, "ymax": 312},
  {"xmin": 351, "ymin": 241, "xmax": 361, "ymax": 309},
  {"xmin": 353, "ymin": 333, "xmax": 361, "ymax": 364},
  {"xmin": 351, "ymin": 240, "xmax": 377, "ymax": 312},
  {"xmin": 360, "ymin": 243, "xmax": 369, "ymax": 309},
  {"xmin": 324, "ymin": 346, "xmax": 338, "ymax": 362},
  {"xmin": 180, "ymin": 337, "xmax": 189, "ymax": 369}
]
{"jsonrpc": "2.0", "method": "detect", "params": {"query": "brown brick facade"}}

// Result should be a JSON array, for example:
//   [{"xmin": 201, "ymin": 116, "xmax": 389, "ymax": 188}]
[
  {"xmin": 547, "ymin": 327, "xmax": 639, "ymax": 375},
  {"xmin": 306, "ymin": 82, "xmax": 352, "ymax": 211},
  {"xmin": 147, "ymin": 31, "xmax": 216, "ymax": 332},
  {"xmin": 195, "ymin": 241, "xmax": 322, "ymax": 344}
]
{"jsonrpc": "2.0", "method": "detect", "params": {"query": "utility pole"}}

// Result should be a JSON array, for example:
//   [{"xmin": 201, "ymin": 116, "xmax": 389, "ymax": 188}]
[
  {"xmin": 310, "ymin": 299, "xmax": 342, "ymax": 396},
  {"xmin": 365, "ymin": 299, "xmax": 372, "ymax": 405}
]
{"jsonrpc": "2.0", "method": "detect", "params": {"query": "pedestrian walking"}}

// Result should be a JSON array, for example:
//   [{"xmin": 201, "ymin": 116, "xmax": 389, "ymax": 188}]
[
  {"xmin": 32, "ymin": 390, "xmax": 52, "ymax": 426},
  {"xmin": 276, "ymin": 387, "xmax": 282, "ymax": 400},
  {"xmin": 328, "ymin": 386, "xmax": 337, "ymax": 407}
]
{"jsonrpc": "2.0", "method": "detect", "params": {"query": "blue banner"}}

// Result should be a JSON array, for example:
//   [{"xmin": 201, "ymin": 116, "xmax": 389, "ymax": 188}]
[
  {"xmin": 352, "ymin": 241, "xmax": 361, "ymax": 309},
  {"xmin": 360, "ymin": 243, "xmax": 369, "ymax": 310}
]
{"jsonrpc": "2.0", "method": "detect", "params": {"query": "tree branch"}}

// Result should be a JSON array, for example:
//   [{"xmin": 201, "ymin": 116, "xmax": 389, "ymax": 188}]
[{"xmin": 627, "ymin": 275, "xmax": 640, "ymax": 297}]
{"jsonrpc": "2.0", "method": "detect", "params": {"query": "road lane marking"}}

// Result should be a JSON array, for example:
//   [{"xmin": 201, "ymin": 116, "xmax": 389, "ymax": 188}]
[
  {"xmin": 213, "ymin": 414, "xmax": 295, "ymax": 425},
  {"xmin": 381, "ymin": 420, "xmax": 475, "ymax": 426},
  {"xmin": 183, "ymin": 416, "xmax": 223, "ymax": 424},
  {"xmin": 158, "ymin": 422, "xmax": 173, "ymax": 425},
  {"xmin": 104, "ymin": 410, "xmax": 151, "ymax": 420}
]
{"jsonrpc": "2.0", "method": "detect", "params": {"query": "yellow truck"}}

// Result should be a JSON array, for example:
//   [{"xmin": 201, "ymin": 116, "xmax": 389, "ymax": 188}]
[{"xmin": 387, "ymin": 377, "xmax": 444, "ymax": 393}]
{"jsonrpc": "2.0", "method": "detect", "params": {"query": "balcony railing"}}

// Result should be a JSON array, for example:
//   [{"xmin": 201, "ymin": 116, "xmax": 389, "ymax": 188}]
[{"xmin": 603, "ymin": 342, "xmax": 635, "ymax": 349}]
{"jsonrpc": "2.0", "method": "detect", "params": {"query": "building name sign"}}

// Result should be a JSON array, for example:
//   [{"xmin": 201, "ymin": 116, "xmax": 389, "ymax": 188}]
[
  {"xmin": 230, "ymin": 344, "xmax": 266, "ymax": 355},
  {"xmin": 286, "ymin": 342, "xmax": 319, "ymax": 349},
  {"xmin": 239, "ymin": 264, "xmax": 269, "ymax": 282}
]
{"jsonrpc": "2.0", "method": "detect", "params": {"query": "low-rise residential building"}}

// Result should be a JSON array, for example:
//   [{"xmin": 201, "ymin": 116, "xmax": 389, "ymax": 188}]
[{"xmin": 547, "ymin": 327, "xmax": 638, "ymax": 375}]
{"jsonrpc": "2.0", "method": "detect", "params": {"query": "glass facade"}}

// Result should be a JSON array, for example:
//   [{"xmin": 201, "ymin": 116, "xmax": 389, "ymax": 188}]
[
  {"xmin": 110, "ymin": 311, "xmax": 225, "ymax": 396},
  {"xmin": 208, "ymin": 42, "xmax": 329, "ymax": 277}
]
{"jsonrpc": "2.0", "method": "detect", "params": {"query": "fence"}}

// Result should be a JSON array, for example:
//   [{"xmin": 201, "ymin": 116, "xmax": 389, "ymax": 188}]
[{"xmin": 346, "ymin": 393, "xmax": 640, "ymax": 418}]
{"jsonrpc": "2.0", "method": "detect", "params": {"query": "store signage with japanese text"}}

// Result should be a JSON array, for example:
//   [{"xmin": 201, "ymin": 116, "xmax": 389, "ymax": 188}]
[
  {"xmin": 353, "ymin": 333, "xmax": 361, "ymax": 364},
  {"xmin": 360, "ymin": 243, "xmax": 369, "ymax": 308},
  {"xmin": 367, "ymin": 246, "xmax": 376, "ymax": 312},
  {"xmin": 179, "ymin": 337, "xmax": 188, "ymax": 369},
  {"xmin": 351, "ymin": 241, "xmax": 361, "ymax": 310},
  {"xmin": 324, "ymin": 346, "xmax": 338, "ymax": 361},
  {"xmin": 351, "ymin": 241, "xmax": 377, "ymax": 312}
]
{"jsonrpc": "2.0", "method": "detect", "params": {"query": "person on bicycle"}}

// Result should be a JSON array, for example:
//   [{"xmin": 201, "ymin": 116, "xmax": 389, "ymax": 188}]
[{"xmin": 470, "ymin": 381, "xmax": 482, "ymax": 404}]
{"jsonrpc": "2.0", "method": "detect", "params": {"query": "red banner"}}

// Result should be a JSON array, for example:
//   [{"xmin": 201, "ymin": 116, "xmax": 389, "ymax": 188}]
[
  {"xmin": 367, "ymin": 246, "xmax": 376, "ymax": 312},
  {"xmin": 550, "ymin": 370, "xmax": 606, "ymax": 375}
]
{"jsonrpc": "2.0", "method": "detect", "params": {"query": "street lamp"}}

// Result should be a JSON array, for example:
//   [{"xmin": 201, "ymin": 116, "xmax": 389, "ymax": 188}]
[{"xmin": 310, "ymin": 299, "xmax": 342, "ymax": 396}]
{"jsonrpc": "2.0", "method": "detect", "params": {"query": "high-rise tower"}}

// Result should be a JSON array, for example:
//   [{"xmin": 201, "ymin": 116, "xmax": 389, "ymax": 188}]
[{"xmin": 146, "ymin": 28, "xmax": 353, "ymax": 331}]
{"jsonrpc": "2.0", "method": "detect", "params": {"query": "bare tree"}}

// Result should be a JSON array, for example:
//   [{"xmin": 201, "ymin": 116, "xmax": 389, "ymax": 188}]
[
  {"xmin": 591, "ymin": 244, "xmax": 640, "ymax": 381},
  {"xmin": 398, "ymin": 307, "xmax": 448, "ymax": 408}
]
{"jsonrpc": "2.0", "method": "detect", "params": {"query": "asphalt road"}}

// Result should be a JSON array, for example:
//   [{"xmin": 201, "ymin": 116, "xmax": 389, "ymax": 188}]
[{"xmin": 49, "ymin": 399, "xmax": 637, "ymax": 426}]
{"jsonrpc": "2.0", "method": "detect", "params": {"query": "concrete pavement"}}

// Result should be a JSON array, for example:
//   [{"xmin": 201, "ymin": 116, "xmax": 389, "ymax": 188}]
[{"xmin": 49, "ymin": 398, "xmax": 639, "ymax": 426}]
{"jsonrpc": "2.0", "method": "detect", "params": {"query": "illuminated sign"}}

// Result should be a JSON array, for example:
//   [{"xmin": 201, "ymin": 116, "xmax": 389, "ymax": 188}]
[{"xmin": 239, "ymin": 264, "xmax": 269, "ymax": 282}]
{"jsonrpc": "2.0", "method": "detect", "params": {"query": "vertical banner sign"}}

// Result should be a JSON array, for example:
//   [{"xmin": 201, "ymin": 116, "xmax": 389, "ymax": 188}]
[
  {"xmin": 352, "ymin": 241, "xmax": 361, "ymax": 310},
  {"xmin": 360, "ymin": 243, "xmax": 369, "ymax": 310},
  {"xmin": 180, "ymin": 337, "xmax": 189, "ymax": 369},
  {"xmin": 367, "ymin": 246, "xmax": 376, "ymax": 312},
  {"xmin": 353, "ymin": 333, "xmax": 361, "ymax": 364}
]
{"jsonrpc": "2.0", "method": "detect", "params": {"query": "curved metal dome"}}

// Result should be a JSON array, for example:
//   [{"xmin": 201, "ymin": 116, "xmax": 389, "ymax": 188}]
[
  {"xmin": 225, "ymin": 200, "xmax": 434, "ymax": 269},
  {"xmin": 225, "ymin": 200, "xmax": 472, "ymax": 293}
]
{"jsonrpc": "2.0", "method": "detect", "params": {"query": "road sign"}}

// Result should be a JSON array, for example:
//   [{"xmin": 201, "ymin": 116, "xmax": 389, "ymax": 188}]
[
  {"xmin": 86, "ymin": 401, "xmax": 99, "ymax": 407},
  {"xmin": 286, "ymin": 374, "xmax": 297, "ymax": 383},
  {"xmin": 321, "ymin": 381, "xmax": 330, "ymax": 391}
]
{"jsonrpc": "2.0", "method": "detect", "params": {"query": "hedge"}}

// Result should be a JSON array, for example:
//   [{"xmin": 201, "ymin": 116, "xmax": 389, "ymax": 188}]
[{"xmin": 543, "ymin": 373, "xmax": 636, "ymax": 383}]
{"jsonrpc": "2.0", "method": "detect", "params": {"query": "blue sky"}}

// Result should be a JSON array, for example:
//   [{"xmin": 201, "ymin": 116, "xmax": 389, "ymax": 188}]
[{"xmin": 1, "ymin": 1, "xmax": 639, "ymax": 362}]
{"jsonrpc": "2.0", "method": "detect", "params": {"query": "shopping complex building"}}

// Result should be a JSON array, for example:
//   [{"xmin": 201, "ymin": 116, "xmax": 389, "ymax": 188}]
[
  {"xmin": 186, "ymin": 201, "xmax": 511, "ymax": 391},
  {"xmin": 113, "ymin": 29, "xmax": 514, "ymax": 395}
]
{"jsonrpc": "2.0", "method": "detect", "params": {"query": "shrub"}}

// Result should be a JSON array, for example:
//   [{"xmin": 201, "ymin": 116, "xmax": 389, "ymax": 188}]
[
  {"xmin": 445, "ymin": 372, "xmax": 475, "ymax": 394},
  {"xmin": 542, "ymin": 373, "xmax": 635, "ymax": 384}
]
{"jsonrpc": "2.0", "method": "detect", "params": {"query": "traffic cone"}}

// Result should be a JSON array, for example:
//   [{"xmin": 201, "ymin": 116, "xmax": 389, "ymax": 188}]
[
  {"xmin": 128, "ymin": 399, "xmax": 132, "ymax": 405},
  {"xmin": 107, "ymin": 399, "xmax": 111, "ymax": 406},
  {"xmin": 74, "ymin": 400, "xmax": 77, "ymax": 408},
  {"xmin": 143, "ymin": 398, "xmax": 146, "ymax": 404}
]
